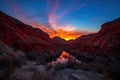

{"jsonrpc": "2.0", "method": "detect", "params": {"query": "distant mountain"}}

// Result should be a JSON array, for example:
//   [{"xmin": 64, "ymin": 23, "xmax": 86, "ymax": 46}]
[
  {"xmin": 52, "ymin": 37, "xmax": 66, "ymax": 43},
  {"xmin": 67, "ymin": 18, "xmax": 120, "ymax": 57}
]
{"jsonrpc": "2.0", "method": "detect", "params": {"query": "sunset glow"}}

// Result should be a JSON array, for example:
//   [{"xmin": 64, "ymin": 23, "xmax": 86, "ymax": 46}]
[
  {"xmin": 46, "ymin": 3, "xmax": 87, "ymax": 40},
  {"xmin": 30, "ymin": 23, "xmax": 91, "ymax": 41},
  {"xmin": 1, "ymin": 0, "xmax": 119, "ymax": 41},
  {"xmin": 46, "ymin": 0, "xmax": 90, "ymax": 40},
  {"xmin": 28, "ymin": 2, "xmax": 84, "ymax": 41},
  {"xmin": 49, "ymin": 29, "xmax": 82, "ymax": 41}
]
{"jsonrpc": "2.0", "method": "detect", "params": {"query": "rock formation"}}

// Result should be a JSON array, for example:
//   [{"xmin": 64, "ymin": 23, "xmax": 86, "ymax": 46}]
[{"xmin": 67, "ymin": 18, "xmax": 120, "ymax": 57}]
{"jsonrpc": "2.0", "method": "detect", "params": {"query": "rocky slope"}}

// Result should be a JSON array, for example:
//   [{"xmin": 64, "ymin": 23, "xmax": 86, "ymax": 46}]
[
  {"xmin": 67, "ymin": 18, "xmax": 120, "ymax": 57},
  {"xmin": 0, "ymin": 11, "xmax": 63, "ymax": 62},
  {"xmin": 0, "ymin": 11, "xmax": 52, "ymax": 52}
]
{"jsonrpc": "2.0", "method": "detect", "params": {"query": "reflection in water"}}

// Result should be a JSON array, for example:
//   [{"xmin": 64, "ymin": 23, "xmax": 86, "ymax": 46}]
[
  {"xmin": 58, "ymin": 51, "xmax": 73, "ymax": 61},
  {"xmin": 48, "ymin": 51, "xmax": 81, "ymax": 66}
]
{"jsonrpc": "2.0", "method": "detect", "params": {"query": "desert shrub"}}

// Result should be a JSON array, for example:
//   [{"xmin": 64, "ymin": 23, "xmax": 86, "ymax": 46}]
[
  {"xmin": 0, "ymin": 57, "xmax": 9, "ymax": 69},
  {"xmin": 0, "ymin": 54, "xmax": 25, "ymax": 80},
  {"xmin": 25, "ymin": 52, "xmax": 37, "ymax": 61},
  {"xmin": 46, "ymin": 58, "xmax": 80, "ymax": 71}
]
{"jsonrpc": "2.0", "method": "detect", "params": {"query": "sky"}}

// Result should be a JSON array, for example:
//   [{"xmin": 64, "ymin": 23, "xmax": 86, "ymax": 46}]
[{"xmin": 0, "ymin": 0, "xmax": 120, "ymax": 40}]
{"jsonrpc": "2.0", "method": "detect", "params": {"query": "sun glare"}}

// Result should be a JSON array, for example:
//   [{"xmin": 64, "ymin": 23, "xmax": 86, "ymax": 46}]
[{"xmin": 64, "ymin": 37, "xmax": 75, "ymax": 41}]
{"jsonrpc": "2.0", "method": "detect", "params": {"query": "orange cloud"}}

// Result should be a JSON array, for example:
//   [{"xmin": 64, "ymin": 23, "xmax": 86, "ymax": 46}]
[
  {"xmin": 46, "ymin": 0, "xmax": 89, "ymax": 41},
  {"xmin": 30, "ymin": 22, "xmax": 91, "ymax": 41},
  {"xmin": 5, "ymin": 0, "xmax": 91, "ymax": 41}
]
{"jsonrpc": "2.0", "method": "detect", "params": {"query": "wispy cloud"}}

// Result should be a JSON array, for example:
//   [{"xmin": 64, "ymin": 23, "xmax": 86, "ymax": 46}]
[
  {"xmin": 46, "ymin": 0, "xmax": 89, "ymax": 40},
  {"xmin": 4, "ymin": 0, "xmax": 90, "ymax": 40},
  {"xmin": 77, "ymin": 3, "xmax": 87, "ymax": 10}
]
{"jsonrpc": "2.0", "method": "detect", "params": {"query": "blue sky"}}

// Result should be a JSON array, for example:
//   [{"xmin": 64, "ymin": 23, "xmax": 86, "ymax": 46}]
[{"xmin": 0, "ymin": 0, "xmax": 120, "ymax": 40}]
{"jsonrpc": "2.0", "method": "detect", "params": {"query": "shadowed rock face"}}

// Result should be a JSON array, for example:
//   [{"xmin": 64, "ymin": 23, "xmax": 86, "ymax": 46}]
[
  {"xmin": 0, "ymin": 11, "xmax": 53, "ymax": 52},
  {"xmin": 0, "ymin": 11, "xmax": 64, "ymax": 63},
  {"xmin": 67, "ymin": 18, "xmax": 120, "ymax": 56}
]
